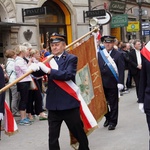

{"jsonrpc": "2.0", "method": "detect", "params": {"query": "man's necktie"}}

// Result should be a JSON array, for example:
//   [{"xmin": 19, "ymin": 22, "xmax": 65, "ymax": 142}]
[{"xmin": 54, "ymin": 56, "xmax": 59, "ymax": 63}]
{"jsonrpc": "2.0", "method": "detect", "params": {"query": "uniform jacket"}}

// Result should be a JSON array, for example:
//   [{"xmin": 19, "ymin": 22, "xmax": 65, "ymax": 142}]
[
  {"xmin": 98, "ymin": 49, "xmax": 125, "ymax": 89},
  {"xmin": 34, "ymin": 51, "xmax": 80, "ymax": 110},
  {"xmin": 0, "ymin": 66, "xmax": 5, "ymax": 114},
  {"xmin": 138, "ymin": 56, "xmax": 150, "ymax": 108},
  {"xmin": 128, "ymin": 49, "xmax": 141, "ymax": 76}
]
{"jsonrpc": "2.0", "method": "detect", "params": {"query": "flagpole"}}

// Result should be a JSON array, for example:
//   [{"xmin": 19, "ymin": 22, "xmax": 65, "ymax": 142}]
[
  {"xmin": 66, "ymin": 27, "xmax": 99, "ymax": 50},
  {"xmin": 0, "ymin": 27, "xmax": 99, "ymax": 94}
]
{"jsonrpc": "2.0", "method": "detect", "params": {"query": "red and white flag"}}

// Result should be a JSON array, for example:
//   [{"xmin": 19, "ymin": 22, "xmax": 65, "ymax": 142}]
[
  {"xmin": 96, "ymin": 31, "xmax": 101, "ymax": 41},
  {"xmin": 141, "ymin": 41, "xmax": 150, "ymax": 61},
  {"xmin": 4, "ymin": 101, "xmax": 18, "ymax": 135}
]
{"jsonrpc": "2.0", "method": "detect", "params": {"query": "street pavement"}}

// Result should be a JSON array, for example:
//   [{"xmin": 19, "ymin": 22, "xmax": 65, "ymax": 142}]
[{"xmin": 0, "ymin": 87, "xmax": 149, "ymax": 150}]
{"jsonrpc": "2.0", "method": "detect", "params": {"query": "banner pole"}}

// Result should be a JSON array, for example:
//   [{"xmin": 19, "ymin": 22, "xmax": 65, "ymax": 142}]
[
  {"xmin": 0, "ymin": 27, "xmax": 99, "ymax": 94},
  {"xmin": 66, "ymin": 27, "xmax": 99, "ymax": 49}
]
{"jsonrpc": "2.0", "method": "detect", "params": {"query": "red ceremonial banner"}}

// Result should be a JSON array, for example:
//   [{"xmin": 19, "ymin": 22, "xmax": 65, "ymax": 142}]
[{"xmin": 69, "ymin": 36, "xmax": 107, "ymax": 146}]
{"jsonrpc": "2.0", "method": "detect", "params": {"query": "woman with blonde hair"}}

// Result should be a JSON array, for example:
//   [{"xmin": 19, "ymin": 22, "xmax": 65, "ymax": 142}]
[
  {"xmin": 14, "ymin": 45, "xmax": 38, "ymax": 125},
  {"xmin": 27, "ymin": 49, "xmax": 47, "ymax": 120}
]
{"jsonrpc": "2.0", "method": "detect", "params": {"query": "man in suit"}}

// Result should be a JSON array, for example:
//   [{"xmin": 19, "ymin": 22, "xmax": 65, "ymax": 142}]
[
  {"xmin": 138, "ymin": 43, "xmax": 150, "ymax": 149},
  {"xmin": 0, "ymin": 65, "xmax": 6, "ymax": 139},
  {"xmin": 128, "ymin": 39, "xmax": 142, "ymax": 102},
  {"xmin": 36, "ymin": 33, "xmax": 89, "ymax": 150},
  {"xmin": 97, "ymin": 35, "xmax": 125, "ymax": 130}
]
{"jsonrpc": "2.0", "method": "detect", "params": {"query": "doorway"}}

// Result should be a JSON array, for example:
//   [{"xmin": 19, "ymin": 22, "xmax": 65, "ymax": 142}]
[
  {"xmin": 39, "ymin": 25, "xmax": 66, "ymax": 51},
  {"xmin": 39, "ymin": 1, "xmax": 67, "ymax": 51}
]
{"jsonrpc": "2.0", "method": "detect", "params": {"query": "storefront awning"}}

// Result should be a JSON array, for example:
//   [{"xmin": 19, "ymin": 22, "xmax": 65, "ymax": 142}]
[{"xmin": 0, "ymin": 22, "xmax": 37, "ymax": 27}]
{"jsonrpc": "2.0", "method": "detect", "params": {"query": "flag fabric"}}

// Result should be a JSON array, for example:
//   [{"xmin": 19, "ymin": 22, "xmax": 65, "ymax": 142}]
[
  {"xmin": 141, "ymin": 41, "xmax": 150, "ymax": 61},
  {"xmin": 69, "ymin": 36, "xmax": 107, "ymax": 146},
  {"xmin": 69, "ymin": 35, "xmax": 107, "ymax": 121},
  {"xmin": 4, "ymin": 101, "xmax": 18, "ymax": 136},
  {"xmin": 96, "ymin": 30, "xmax": 101, "ymax": 41}
]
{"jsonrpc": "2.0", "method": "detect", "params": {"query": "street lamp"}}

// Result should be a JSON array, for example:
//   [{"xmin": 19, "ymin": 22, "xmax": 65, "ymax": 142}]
[{"xmin": 136, "ymin": 0, "xmax": 143, "ymax": 46}]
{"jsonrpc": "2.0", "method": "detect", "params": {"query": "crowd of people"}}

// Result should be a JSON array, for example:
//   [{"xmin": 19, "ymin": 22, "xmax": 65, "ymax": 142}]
[
  {"xmin": 0, "ymin": 42, "xmax": 50, "ymax": 127},
  {"xmin": 0, "ymin": 32, "xmax": 90, "ymax": 149},
  {"xmin": 97, "ymin": 35, "xmax": 150, "ymax": 148}
]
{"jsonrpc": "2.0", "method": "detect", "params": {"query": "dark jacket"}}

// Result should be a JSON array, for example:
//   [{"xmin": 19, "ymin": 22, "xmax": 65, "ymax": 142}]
[
  {"xmin": 128, "ymin": 49, "xmax": 141, "ymax": 76},
  {"xmin": 120, "ymin": 50, "xmax": 130, "ymax": 70},
  {"xmin": 138, "ymin": 56, "xmax": 150, "ymax": 108},
  {"xmin": 98, "ymin": 49, "xmax": 125, "ymax": 89},
  {"xmin": 34, "ymin": 51, "xmax": 80, "ymax": 110},
  {"xmin": 0, "ymin": 66, "xmax": 6, "ymax": 114}
]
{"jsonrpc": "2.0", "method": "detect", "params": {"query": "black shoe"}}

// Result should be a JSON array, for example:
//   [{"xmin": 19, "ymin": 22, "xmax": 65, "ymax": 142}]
[
  {"xmin": 108, "ymin": 125, "xmax": 115, "ymax": 130},
  {"xmin": 103, "ymin": 120, "xmax": 109, "ymax": 127}
]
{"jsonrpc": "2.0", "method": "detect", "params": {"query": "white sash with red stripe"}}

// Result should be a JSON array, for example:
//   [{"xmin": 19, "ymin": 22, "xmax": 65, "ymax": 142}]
[{"xmin": 49, "ymin": 58, "xmax": 98, "ymax": 130}]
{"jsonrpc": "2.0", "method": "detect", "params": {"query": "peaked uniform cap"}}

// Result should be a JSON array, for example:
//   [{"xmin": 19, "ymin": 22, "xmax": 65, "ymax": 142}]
[
  {"xmin": 101, "ymin": 35, "xmax": 116, "ymax": 43},
  {"xmin": 50, "ymin": 33, "xmax": 66, "ymax": 43}
]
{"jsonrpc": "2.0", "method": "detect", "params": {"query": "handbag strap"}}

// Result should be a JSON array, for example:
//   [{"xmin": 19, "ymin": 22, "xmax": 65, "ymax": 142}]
[{"xmin": 5, "ymin": 62, "xmax": 13, "ymax": 78}]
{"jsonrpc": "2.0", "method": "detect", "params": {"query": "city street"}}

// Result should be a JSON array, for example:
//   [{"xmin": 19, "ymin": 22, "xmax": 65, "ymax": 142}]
[{"xmin": 1, "ymin": 87, "xmax": 149, "ymax": 150}]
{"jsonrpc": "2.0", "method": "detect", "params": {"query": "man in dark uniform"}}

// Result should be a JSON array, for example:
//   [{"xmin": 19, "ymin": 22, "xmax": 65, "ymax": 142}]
[
  {"xmin": 97, "ymin": 35, "xmax": 125, "ymax": 130},
  {"xmin": 0, "ymin": 65, "xmax": 6, "ymax": 140},
  {"xmin": 138, "ymin": 42, "xmax": 150, "ymax": 149},
  {"xmin": 35, "ymin": 33, "xmax": 89, "ymax": 150}
]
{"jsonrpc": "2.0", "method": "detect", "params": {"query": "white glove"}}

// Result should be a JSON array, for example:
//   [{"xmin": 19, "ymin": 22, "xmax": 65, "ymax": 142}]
[
  {"xmin": 0, "ymin": 113, "xmax": 3, "ymax": 120},
  {"xmin": 139, "ymin": 103, "xmax": 144, "ymax": 113},
  {"xmin": 38, "ymin": 62, "xmax": 50, "ymax": 74},
  {"xmin": 28, "ymin": 63, "xmax": 40, "ymax": 72},
  {"xmin": 117, "ymin": 84, "xmax": 124, "ymax": 91}
]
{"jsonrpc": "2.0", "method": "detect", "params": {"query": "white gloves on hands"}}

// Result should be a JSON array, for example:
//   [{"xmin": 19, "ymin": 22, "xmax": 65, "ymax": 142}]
[
  {"xmin": 0, "ymin": 113, "xmax": 3, "ymax": 120},
  {"xmin": 28, "ymin": 63, "xmax": 40, "ymax": 72},
  {"xmin": 117, "ymin": 84, "xmax": 124, "ymax": 91},
  {"xmin": 38, "ymin": 62, "xmax": 50, "ymax": 74},
  {"xmin": 139, "ymin": 103, "xmax": 144, "ymax": 113}
]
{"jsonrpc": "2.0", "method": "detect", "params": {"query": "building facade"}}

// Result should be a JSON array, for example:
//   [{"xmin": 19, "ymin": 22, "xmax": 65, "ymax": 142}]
[
  {"xmin": 0, "ymin": 0, "xmax": 150, "ymax": 63},
  {"xmin": 91, "ymin": 0, "xmax": 150, "ymax": 42},
  {"xmin": 0, "ymin": 0, "xmax": 91, "ymax": 63}
]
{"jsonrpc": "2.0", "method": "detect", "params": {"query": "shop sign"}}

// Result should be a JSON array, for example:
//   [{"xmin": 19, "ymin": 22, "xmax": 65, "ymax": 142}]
[
  {"xmin": 85, "ymin": 9, "xmax": 106, "ymax": 18},
  {"xmin": 24, "ymin": 7, "xmax": 46, "ymax": 16},
  {"xmin": 109, "ymin": 1, "xmax": 126, "ymax": 13},
  {"xmin": 110, "ymin": 14, "xmax": 128, "ymax": 28},
  {"xmin": 142, "ymin": 22, "xmax": 150, "ymax": 29},
  {"xmin": 127, "ymin": 21, "xmax": 139, "ymax": 32},
  {"xmin": 143, "ymin": 30, "xmax": 150, "ymax": 36}
]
